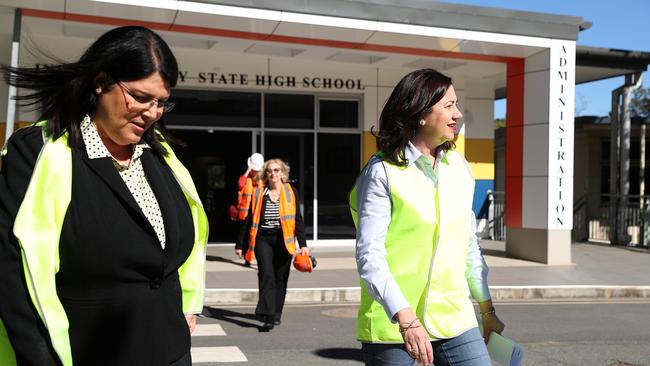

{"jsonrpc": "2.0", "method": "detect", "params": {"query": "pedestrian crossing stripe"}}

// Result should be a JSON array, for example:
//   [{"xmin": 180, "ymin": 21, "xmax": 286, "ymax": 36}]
[
  {"xmin": 191, "ymin": 346, "xmax": 248, "ymax": 363},
  {"xmin": 192, "ymin": 323, "xmax": 226, "ymax": 337}
]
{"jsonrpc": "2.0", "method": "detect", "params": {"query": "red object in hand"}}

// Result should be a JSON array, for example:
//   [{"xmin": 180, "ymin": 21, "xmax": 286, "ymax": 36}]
[
  {"xmin": 293, "ymin": 251, "xmax": 317, "ymax": 272},
  {"xmin": 228, "ymin": 205, "xmax": 238, "ymax": 221}
]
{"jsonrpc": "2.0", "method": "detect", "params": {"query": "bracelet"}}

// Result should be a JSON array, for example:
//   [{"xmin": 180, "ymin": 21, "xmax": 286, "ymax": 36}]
[
  {"xmin": 480, "ymin": 307, "xmax": 496, "ymax": 316},
  {"xmin": 398, "ymin": 318, "xmax": 421, "ymax": 334}
]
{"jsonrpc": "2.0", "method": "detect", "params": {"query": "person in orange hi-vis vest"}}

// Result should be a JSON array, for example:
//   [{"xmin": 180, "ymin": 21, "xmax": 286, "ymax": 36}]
[
  {"xmin": 234, "ymin": 159, "xmax": 309, "ymax": 331},
  {"xmin": 229, "ymin": 153, "xmax": 264, "ymax": 266},
  {"xmin": 230, "ymin": 153, "xmax": 264, "ymax": 221}
]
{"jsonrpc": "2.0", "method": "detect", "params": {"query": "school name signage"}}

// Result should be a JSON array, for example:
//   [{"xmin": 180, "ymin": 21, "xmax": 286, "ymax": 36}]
[
  {"xmin": 178, "ymin": 71, "xmax": 365, "ymax": 90},
  {"xmin": 31, "ymin": 63, "xmax": 366, "ymax": 91}
]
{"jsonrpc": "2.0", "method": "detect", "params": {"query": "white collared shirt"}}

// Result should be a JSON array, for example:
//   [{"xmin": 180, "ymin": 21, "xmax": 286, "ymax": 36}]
[{"xmin": 81, "ymin": 115, "xmax": 166, "ymax": 249}]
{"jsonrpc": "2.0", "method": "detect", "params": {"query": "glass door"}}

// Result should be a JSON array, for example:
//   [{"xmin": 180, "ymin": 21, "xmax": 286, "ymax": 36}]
[
  {"xmin": 316, "ymin": 133, "xmax": 360, "ymax": 239},
  {"xmin": 316, "ymin": 98, "xmax": 362, "ymax": 239},
  {"xmin": 263, "ymin": 132, "xmax": 315, "ymax": 236},
  {"xmin": 172, "ymin": 130, "xmax": 252, "ymax": 242}
]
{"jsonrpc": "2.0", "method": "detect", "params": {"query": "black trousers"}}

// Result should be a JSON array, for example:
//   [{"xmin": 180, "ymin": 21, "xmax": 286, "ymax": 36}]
[
  {"xmin": 169, "ymin": 351, "xmax": 191, "ymax": 366},
  {"xmin": 254, "ymin": 231, "xmax": 293, "ymax": 321}
]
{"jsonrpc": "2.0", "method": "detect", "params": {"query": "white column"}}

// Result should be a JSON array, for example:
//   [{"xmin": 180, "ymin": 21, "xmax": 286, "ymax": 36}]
[
  {"xmin": 4, "ymin": 9, "xmax": 21, "ymax": 143},
  {"xmin": 506, "ymin": 40, "xmax": 575, "ymax": 264}
]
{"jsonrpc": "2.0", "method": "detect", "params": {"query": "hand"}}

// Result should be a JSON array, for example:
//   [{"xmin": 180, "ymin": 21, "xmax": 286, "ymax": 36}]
[
  {"xmin": 299, "ymin": 247, "xmax": 310, "ymax": 256},
  {"xmin": 479, "ymin": 302, "xmax": 505, "ymax": 343},
  {"xmin": 185, "ymin": 314, "xmax": 197, "ymax": 334},
  {"xmin": 395, "ymin": 308, "xmax": 433, "ymax": 365},
  {"xmin": 481, "ymin": 312, "xmax": 505, "ymax": 343},
  {"xmin": 235, "ymin": 249, "xmax": 243, "ymax": 258},
  {"xmin": 403, "ymin": 323, "xmax": 433, "ymax": 365}
]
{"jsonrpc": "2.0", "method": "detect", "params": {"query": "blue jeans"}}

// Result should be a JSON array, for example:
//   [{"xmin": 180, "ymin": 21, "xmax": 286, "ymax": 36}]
[{"xmin": 361, "ymin": 328, "xmax": 490, "ymax": 366}]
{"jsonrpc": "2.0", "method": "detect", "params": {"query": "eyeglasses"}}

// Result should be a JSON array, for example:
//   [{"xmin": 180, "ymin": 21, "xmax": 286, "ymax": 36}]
[
  {"xmin": 266, "ymin": 168, "xmax": 282, "ymax": 174},
  {"xmin": 117, "ymin": 82, "xmax": 175, "ymax": 113}
]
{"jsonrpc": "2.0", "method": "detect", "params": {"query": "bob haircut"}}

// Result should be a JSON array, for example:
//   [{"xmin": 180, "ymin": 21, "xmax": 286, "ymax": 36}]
[
  {"xmin": 1, "ymin": 26, "xmax": 178, "ymax": 157},
  {"xmin": 374, "ymin": 68, "xmax": 455, "ymax": 166},
  {"xmin": 259, "ymin": 159, "xmax": 291, "ymax": 184}
]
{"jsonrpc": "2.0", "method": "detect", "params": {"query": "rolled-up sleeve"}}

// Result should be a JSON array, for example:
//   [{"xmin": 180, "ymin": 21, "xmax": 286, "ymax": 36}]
[
  {"xmin": 465, "ymin": 211, "xmax": 491, "ymax": 302},
  {"xmin": 354, "ymin": 158, "xmax": 410, "ymax": 321}
]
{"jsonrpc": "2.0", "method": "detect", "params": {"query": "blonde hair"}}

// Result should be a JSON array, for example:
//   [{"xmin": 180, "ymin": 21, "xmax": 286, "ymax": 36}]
[{"xmin": 259, "ymin": 158, "xmax": 290, "ymax": 184}]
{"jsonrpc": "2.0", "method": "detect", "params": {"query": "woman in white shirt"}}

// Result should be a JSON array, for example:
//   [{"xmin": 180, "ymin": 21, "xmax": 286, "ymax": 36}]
[{"xmin": 350, "ymin": 68, "xmax": 505, "ymax": 366}]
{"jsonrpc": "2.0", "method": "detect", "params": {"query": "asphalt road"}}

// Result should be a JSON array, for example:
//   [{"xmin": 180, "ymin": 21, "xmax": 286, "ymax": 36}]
[{"xmin": 193, "ymin": 299, "xmax": 650, "ymax": 366}]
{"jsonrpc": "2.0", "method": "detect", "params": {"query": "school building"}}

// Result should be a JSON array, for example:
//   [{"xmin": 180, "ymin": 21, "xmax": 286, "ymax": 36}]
[{"xmin": 1, "ymin": 0, "xmax": 648, "ymax": 263}]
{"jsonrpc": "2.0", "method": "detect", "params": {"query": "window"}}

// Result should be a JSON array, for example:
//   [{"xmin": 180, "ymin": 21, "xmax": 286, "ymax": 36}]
[
  {"xmin": 166, "ymin": 90, "xmax": 261, "ymax": 127},
  {"xmin": 319, "ymin": 100, "xmax": 359, "ymax": 128},
  {"xmin": 264, "ymin": 94, "xmax": 314, "ymax": 129}
]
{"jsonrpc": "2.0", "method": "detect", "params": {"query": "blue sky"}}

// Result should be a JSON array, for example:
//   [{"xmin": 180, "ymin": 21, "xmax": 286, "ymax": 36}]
[{"xmin": 444, "ymin": 0, "xmax": 650, "ymax": 118}]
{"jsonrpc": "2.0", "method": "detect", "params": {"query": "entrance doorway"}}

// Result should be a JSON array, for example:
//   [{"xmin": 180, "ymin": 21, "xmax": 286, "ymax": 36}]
[
  {"xmin": 263, "ymin": 132, "xmax": 315, "ymax": 236},
  {"xmin": 167, "ymin": 89, "xmax": 361, "ymax": 243},
  {"xmin": 171, "ymin": 129, "xmax": 251, "ymax": 242}
]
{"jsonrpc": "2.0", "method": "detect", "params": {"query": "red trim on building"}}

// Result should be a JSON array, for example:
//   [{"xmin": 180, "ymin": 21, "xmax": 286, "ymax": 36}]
[
  {"xmin": 23, "ymin": 6, "xmax": 528, "ymax": 228},
  {"xmin": 505, "ymin": 59, "xmax": 525, "ymax": 228},
  {"xmin": 21, "ymin": 8, "xmax": 173, "ymax": 31},
  {"xmin": 21, "ymin": 8, "xmax": 520, "ymax": 64}
]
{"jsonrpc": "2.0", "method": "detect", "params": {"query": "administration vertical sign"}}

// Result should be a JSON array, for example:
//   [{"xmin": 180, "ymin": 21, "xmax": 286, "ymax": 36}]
[{"xmin": 548, "ymin": 40, "xmax": 575, "ymax": 229}]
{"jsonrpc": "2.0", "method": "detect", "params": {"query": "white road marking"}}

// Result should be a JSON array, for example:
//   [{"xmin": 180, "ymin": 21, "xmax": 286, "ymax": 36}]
[
  {"xmin": 191, "ymin": 346, "xmax": 248, "ymax": 363},
  {"xmin": 192, "ymin": 323, "xmax": 226, "ymax": 337}
]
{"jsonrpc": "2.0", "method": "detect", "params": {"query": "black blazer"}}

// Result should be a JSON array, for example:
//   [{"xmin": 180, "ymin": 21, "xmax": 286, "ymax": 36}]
[
  {"xmin": 235, "ymin": 184, "xmax": 307, "ymax": 250},
  {"xmin": 0, "ymin": 126, "xmax": 195, "ymax": 365}
]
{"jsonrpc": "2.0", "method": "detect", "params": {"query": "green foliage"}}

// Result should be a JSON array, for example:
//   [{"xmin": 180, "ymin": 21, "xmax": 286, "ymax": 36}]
[
  {"xmin": 631, "ymin": 87, "xmax": 650, "ymax": 118},
  {"xmin": 494, "ymin": 118, "xmax": 506, "ymax": 129}
]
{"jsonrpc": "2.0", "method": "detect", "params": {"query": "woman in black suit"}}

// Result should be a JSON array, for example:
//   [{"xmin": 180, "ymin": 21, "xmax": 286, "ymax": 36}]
[{"xmin": 0, "ymin": 26, "xmax": 208, "ymax": 366}]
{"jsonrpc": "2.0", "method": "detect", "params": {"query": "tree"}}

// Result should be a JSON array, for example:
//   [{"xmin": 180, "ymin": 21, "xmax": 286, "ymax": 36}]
[
  {"xmin": 631, "ymin": 87, "xmax": 650, "ymax": 118},
  {"xmin": 575, "ymin": 94, "xmax": 588, "ymax": 116}
]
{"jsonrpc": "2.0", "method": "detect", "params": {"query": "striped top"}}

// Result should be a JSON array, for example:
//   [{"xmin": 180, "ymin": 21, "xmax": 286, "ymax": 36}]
[{"xmin": 260, "ymin": 188, "xmax": 281, "ymax": 230}]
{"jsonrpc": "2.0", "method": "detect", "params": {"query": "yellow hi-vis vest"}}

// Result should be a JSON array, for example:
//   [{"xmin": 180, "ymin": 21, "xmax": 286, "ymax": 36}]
[
  {"xmin": 349, "ymin": 150, "xmax": 477, "ymax": 342},
  {"xmin": 0, "ymin": 128, "xmax": 208, "ymax": 366}
]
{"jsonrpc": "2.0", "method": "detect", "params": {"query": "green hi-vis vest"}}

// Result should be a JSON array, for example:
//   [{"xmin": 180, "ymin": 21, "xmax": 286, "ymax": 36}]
[
  {"xmin": 349, "ymin": 150, "xmax": 477, "ymax": 342},
  {"xmin": 0, "ymin": 127, "xmax": 208, "ymax": 366}
]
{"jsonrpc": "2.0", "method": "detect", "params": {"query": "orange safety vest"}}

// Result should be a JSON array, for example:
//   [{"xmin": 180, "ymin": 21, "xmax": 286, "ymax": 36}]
[
  {"xmin": 237, "ymin": 176, "xmax": 261, "ymax": 220},
  {"xmin": 244, "ymin": 183, "xmax": 297, "ymax": 262}
]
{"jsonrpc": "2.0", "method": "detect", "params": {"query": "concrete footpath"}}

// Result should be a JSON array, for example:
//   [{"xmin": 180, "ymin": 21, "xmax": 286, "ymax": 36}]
[{"xmin": 203, "ymin": 240, "xmax": 650, "ymax": 305}]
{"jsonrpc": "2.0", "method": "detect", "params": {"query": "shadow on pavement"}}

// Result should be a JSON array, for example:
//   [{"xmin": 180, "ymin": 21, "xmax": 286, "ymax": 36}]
[
  {"xmin": 580, "ymin": 241, "xmax": 650, "ymax": 254},
  {"xmin": 202, "ymin": 306, "xmax": 263, "ymax": 331},
  {"xmin": 314, "ymin": 348, "xmax": 363, "ymax": 363},
  {"xmin": 206, "ymin": 254, "xmax": 257, "ymax": 269},
  {"xmin": 480, "ymin": 248, "xmax": 509, "ymax": 258}
]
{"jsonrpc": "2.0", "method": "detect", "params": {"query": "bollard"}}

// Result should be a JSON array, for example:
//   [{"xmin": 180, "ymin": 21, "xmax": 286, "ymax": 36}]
[{"xmin": 640, "ymin": 198, "xmax": 650, "ymax": 247}]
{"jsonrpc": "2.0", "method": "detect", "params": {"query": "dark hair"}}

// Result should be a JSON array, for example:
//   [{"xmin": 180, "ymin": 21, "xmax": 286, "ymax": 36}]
[
  {"xmin": 1, "ymin": 26, "xmax": 178, "ymax": 157},
  {"xmin": 374, "ymin": 68, "xmax": 455, "ymax": 166}
]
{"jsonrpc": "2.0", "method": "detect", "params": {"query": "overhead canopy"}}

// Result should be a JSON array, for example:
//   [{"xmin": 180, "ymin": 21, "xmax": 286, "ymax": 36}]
[
  {"xmin": 576, "ymin": 46, "xmax": 650, "ymax": 83},
  {"xmin": 0, "ymin": 0, "xmax": 648, "ymax": 99},
  {"xmin": 192, "ymin": 0, "xmax": 591, "ymax": 40}
]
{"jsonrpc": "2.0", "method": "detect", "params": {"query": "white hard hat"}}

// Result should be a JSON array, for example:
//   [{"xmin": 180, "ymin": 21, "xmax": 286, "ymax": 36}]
[{"xmin": 247, "ymin": 153, "xmax": 264, "ymax": 171}]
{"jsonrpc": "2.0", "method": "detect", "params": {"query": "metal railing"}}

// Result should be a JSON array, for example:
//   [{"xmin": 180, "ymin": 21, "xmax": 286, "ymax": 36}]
[
  {"xmin": 572, "ymin": 194, "xmax": 589, "ymax": 242},
  {"xmin": 486, "ymin": 192, "xmax": 649, "ymax": 247},
  {"xmin": 487, "ymin": 191, "xmax": 505, "ymax": 241},
  {"xmin": 573, "ymin": 194, "xmax": 650, "ymax": 247}
]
